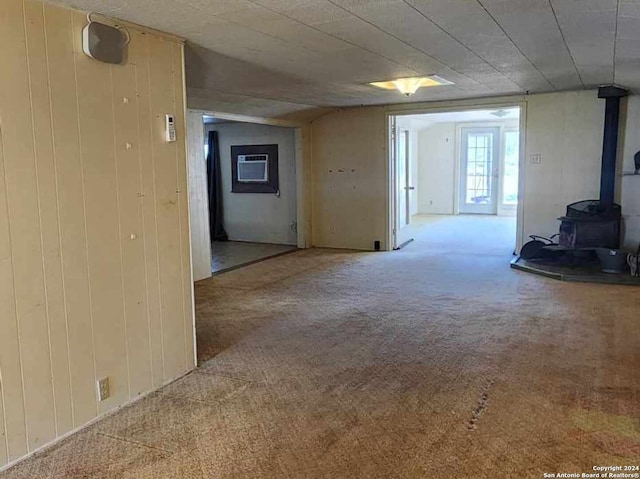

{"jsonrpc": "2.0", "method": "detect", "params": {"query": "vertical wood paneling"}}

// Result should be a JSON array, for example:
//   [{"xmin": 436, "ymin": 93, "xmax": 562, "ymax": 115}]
[
  {"xmin": 43, "ymin": 4, "xmax": 97, "ymax": 429},
  {"xmin": 0, "ymin": 0, "xmax": 194, "ymax": 467},
  {"xmin": 185, "ymin": 110, "xmax": 211, "ymax": 282},
  {"xmin": 0, "ymin": 380, "xmax": 6, "ymax": 466},
  {"xmin": 0, "ymin": 120, "xmax": 27, "ymax": 463},
  {"xmin": 131, "ymin": 31, "xmax": 166, "ymax": 389},
  {"xmin": 23, "ymin": 0, "xmax": 73, "ymax": 437},
  {"xmin": 149, "ymin": 36, "xmax": 188, "ymax": 380},
  {"xmin": 111, "ymin": 44, "xmax": 153, "ymax": 398},
  {"xmin": 173, "ymin": 44, "xmax": 196, "ymax": 369},
  {"xmin": 72, "ymin": 11, "xmax": 129, "ymax": 414},
  {"xmin": 0, "ymin": 0, "xmax": 56, "ymax": 452}
]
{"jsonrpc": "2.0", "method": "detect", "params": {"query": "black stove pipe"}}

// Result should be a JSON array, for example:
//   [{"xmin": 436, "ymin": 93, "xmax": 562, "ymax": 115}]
[{"xmin": 598, "ymin": 85, "xmax": 628, "ymax": 209}]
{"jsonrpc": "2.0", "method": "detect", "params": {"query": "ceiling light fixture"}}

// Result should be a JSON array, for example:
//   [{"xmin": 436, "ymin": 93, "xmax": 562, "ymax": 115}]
[
  {"xmin": 490, "ymin": 109, "xmax": 510, "ymax": 118},
  {"xmin": 369, "ymin": 75, "xmax": 454, "ymax": 96}
]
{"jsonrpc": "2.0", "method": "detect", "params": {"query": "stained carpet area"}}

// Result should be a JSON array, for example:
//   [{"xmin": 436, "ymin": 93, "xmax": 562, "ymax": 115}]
[{"xmin": 2, "ymin": 215, "xmax": 638, "ymax": 478}]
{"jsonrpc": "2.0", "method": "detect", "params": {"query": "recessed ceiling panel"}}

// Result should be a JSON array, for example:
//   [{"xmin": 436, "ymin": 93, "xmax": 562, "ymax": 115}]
[{"xmin": 46, "ymin": 0, "xmax": 640, "ymax": 117}]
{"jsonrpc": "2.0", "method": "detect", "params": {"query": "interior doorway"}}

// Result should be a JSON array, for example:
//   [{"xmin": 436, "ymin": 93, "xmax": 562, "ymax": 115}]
[
  {"xmin": 186, "ymin": 110, "xmax": 308, "ymax": 282},
  {"xmin": 203, "ymin": 116, "xmax": 299, "ymax": 274},
  {"xmin": 186, "ymin": 110, "xmax": 310, "ymax": 364},
  {"xmin": 203, "ymin": 116, "xmax": 298, "ymax": 274},
  {"xmin": 389, "ymin": 105, "xmax": 524, "ymax": 252}
]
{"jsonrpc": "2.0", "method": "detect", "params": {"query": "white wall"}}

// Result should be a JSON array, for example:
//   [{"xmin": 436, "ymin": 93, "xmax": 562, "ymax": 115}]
[
  {"xmin": 0, "ymin": 0, "xmax": 195, "ymax": 468},
  {"xmin": 620, "ymin": 95, "xmax": 640, "ymax": 250},
  {"xmin": 206, "ymin": 122, "xmax": 298, "ymax": 245},
  {"xmin": 523, "ymin": 92, "xmax": 604, "ymax": 240},
  {"xmin": 415, "ymin": 120, "xmax": 518, "ymax": 216},
  {"xmin": 417, "ymin": 123, "xmax": 457, "ymax": 215},
  {"xmin": 312, "ymin": 107, "xmax": 388, "ymax": 250},
  {"xmin": 187, "ymin": 110, "xmax": 212, "ymax": 281},
  {"xmin": 311, "ymin": 90, "xmax": 640, "ymax": 252}
]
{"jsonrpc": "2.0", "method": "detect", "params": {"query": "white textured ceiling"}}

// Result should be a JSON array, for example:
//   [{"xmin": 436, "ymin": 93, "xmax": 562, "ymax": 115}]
[{"xmin": 50, "ymin": 0, "xmax": 640, "ymax": 117}]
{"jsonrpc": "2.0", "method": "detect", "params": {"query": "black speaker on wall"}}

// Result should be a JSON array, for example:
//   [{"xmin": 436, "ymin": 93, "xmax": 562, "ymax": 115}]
[{"xmin": 82, "ymin": 21, "xmax": 128, "ymax": 65}]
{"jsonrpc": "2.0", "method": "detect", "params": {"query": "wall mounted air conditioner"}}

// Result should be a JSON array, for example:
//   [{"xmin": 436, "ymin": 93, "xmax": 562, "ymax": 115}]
[{"xmin": 237, "ymin": 154, "xmax": 269, "ymax": 182}]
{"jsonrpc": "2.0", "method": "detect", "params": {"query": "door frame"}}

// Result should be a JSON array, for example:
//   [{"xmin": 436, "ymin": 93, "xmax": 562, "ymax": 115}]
[
  {"xmin": 186, "ymin": 109, "xmax": 311, "ymax": 281},
  {"xmin": 386, "ymin": 101, "xmax": 527, "ymax": 253}
]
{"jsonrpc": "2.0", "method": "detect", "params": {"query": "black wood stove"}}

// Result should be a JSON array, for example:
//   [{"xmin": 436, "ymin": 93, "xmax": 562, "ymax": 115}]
[
  {"xmin": 559, "ymin": 200, "xmax": 621, "ymax": 249},
  {"xmin": 557, "ymin": 86, "xmax": 628, "ymax": 251}
]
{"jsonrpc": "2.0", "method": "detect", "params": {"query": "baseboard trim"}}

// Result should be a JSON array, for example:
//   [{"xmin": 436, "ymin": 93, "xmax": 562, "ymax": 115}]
[{"xmin": 0, "ymin": 368, "xmax": 194, "ymax": 474}]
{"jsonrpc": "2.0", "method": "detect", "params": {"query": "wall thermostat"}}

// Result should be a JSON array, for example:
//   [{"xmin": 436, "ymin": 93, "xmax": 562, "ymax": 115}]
[{"xmin": 165, "ymin": 114, "xmax": 176, "ymax": 142}]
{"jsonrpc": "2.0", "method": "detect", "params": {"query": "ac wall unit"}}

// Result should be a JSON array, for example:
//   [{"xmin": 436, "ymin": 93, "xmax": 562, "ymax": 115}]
[{"xmin": 237, "ymin": 154, "xmax": 269, "ymax": 182}]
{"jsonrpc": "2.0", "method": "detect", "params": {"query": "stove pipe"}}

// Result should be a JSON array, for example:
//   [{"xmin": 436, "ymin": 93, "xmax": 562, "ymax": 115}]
[{"xmin": 597, "ymin": 85, "xmax": 628, "ymax": 209}]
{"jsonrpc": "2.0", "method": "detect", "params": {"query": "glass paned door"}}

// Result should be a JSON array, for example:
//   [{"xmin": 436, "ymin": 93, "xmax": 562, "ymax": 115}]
[
  {"xmin": 394, "ymin": 128, "xmax": 413, "ymax": 248},
  {"xmin": 397, "ymin": 129, "xmax": 409, "ymax": 228},
  {"xmin": 391, "ymin": 119, "xmax": 413, "ymax": 249},
  {"xmin": 459, "ymin": 127, "xmax": 500, "ymax": 214}
]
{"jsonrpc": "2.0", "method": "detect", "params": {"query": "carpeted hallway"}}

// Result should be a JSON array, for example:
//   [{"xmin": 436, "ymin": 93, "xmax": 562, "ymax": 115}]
[{"xmin": 2, "ymin": 216, "xmax": 638, "ymax": 478}]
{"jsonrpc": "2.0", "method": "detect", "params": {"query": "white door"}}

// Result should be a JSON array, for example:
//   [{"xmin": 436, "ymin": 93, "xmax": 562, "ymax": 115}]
[
  {"xmin": 459, "ymin": 127, "xmax": 500, "ymax": 215},
  {"xmin": 394, "ymin": 126, "xmax": 413, "ymax": 248}
]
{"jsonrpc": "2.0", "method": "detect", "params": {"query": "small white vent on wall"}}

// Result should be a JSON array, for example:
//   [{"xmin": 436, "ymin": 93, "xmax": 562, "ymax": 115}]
[{"xmin": 238, "ymin": 154, "xmax": 269, "ymax": 182}]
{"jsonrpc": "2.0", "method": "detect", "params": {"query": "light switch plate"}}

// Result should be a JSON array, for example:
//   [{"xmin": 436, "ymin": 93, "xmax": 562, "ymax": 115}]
[
  {"xmin": 529, "ymin": 153, "xmax": 542, "ymax": 164},
  {"xmin": 97, "ymin": 377, "xmax": 110, "ymax": 402}
]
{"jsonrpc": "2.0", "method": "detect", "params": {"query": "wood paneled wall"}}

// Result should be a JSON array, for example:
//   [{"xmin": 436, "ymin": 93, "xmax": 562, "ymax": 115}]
[
  {"xmin": 186, "ymin": 110, "xmax": 211, "ymax": 282},
  {"xmin": 0, "ymin": 0, "xmax": 195, "ymax": 467}
]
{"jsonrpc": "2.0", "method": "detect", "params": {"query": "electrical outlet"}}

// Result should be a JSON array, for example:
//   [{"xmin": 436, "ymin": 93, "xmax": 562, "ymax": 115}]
[{"xmin": 97, "ymin": 377, "xmax": 110, "ymax": 402}]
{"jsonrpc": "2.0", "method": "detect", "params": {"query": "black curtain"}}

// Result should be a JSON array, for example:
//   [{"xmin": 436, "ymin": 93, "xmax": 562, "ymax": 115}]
[{"xmin": 207, "ymin": 131, "xmax": 228, "ymax": 241}]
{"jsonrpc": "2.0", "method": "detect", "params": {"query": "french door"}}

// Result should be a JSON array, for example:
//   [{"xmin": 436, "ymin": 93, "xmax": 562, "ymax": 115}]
[
  {"xmin": 397, "ymin": 129, "xmax": 410, "ymax": 229},
  {"xmin": 391, "ymin": 118, "xmax": 413, "ymax": 249},
  {"xmin": 459, "ymin": 127, "xmax": 500, "ymax": 215}
]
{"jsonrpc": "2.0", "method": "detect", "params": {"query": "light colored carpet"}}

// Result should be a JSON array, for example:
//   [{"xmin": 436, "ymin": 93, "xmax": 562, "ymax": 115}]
[{"xmin": 2, "ymin": 215, "xmax": 638, "ymax": 478}]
